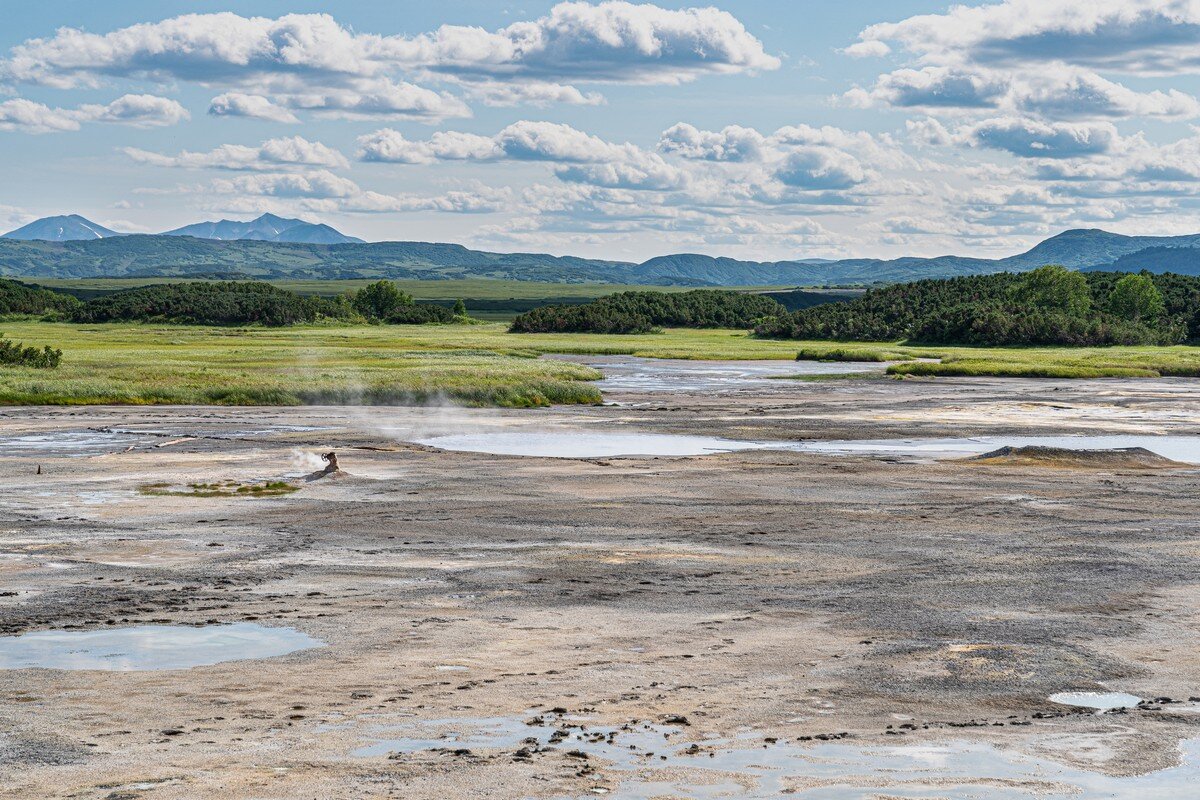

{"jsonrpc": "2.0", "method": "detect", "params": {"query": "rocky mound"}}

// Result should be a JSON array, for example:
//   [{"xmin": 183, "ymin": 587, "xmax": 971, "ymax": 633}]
[
  {"xmin": 304, "ymin": 452, "xmax": 345, "ymax": 482},
  {"xmin": 968, "ymin": 446, "xmax": 1188, "ymax": 469}
]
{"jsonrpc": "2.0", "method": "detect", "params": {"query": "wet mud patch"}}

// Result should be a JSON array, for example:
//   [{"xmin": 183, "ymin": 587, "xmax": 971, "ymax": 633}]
[
  {"xmin": 854, "ymin": 641, "xmax": 1138, "ymax": 698},
  {"xmin": 0, "ymin": 732, "xmax": 92, "ymax": 767},
  {"xmin": 789, "ymin": 435, "xmax": 1200, "ymax": 463},
  {"xmin": 969, "ymin": 446, "xmax": 1189, "ymax": 469},
  {"xmin": 0, "ymin": 537, "xmax": 225, "ymax": 569}
]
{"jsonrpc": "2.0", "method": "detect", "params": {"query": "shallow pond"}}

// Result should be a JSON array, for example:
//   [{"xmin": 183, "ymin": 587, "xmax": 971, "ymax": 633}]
[
  {"xmin": 0, "ymin": 424, "xmax": 331, "ymax": 458},
  {"xmin": 1050, "ymin": 691, "xmax": 1142, "ymax": 711},
  {"xmin": 351, "ymin": 714, "xmax": 1200, "ymax": 799},
  {"xmin": 0, "ymin": 623, "xmax": 323, "ymax": 671},
  {"xmin": 0, "ymin": 430, "xmax": 157, "ymax": 456},
  {"xmin": 551, "ymin": 355, "xmax": 884, "ymax": 394},
  {"xmin": 414, "ymin": 431, "xmax": 774, "ymax": 458},
  {"xmin": 413, "ymin": 430, "xmax": 1200, "ymax": 462}
]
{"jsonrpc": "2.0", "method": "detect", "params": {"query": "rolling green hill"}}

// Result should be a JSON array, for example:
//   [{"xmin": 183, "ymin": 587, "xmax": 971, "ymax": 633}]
[{"xmin": 4, "ymin": 228, "xmax": 1200, "ymax": 286}]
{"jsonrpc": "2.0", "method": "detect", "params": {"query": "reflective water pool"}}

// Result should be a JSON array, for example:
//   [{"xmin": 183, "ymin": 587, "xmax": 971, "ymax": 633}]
[
  {"xmin": 350, "ymin": 714, "xmax": 1200, "ymax": 799},
  {"xmin": 0, "ymin": 430, "xmax": 156, "ymax": 456},
  {"xmin": 414, "ymin": 431, "xmax": 774, "ymax": 458},
  {"xmin": 554, "ymin": 355, "xmax": 885, "ymax": 394},
  {"xmin": 413, "ymin": 430, "xmax": 1200, "ymax": 462},
  {"xmin": 0, "ymin": 623, "xmax": 324, "ymax": 671},
  {"xmin": 1050, "ymin": 691, "xmax": 1143, "ymax": 711}
]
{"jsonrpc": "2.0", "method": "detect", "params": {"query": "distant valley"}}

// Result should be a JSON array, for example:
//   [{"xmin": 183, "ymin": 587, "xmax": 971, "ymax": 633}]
[{"xmin": 4, "ymin": 214, "xmax": 1200, "ymax": 285}]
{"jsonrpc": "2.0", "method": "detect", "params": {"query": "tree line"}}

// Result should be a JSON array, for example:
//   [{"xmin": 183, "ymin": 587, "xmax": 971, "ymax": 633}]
[
  {"xmin": 509, "ymin": 289, "xmax": 784, "ymax": 334},
  {"xmin": 755, "ymin": 267, "xmax": 1196, "ymax": 346},
  {"xmin": 0, "ymin": 279, "xmax": 472, "ymax": 328}
]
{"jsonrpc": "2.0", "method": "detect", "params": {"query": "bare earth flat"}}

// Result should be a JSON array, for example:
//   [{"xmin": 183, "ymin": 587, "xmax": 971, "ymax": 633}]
[{"xmin": 2, "ymin": 374, "xmax": 1200, "ymax": 798}]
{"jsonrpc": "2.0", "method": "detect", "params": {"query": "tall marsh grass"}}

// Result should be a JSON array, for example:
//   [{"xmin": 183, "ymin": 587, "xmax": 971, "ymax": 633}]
[{"xmin": 1, "ymin": 321, "xmax": 1197, "ymax": 406}]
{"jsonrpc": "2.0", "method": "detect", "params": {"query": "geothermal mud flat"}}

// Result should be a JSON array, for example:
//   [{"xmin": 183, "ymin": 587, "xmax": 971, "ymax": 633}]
[{"xmin": 2, "ymin": 369, "xmax": 1200, "ymax": 798}]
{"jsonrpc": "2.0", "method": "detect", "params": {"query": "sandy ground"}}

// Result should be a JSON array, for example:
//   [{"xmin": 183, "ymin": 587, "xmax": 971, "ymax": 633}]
[{"xmin": 2, "ymin": 373, "xmax": 1200, "ymax": 798}]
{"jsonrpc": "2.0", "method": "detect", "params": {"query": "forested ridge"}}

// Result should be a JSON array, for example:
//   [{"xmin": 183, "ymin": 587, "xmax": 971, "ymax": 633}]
[
  {"xmin": 0, "ymin": 279, "xmax": 82, "ymax": 317},
  {"xmin": 755, "ymin": 268, "xmax": 1199, "ymax": 346}
]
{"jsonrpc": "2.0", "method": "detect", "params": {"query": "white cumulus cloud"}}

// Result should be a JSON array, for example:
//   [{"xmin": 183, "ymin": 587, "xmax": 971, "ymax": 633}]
[
  {"xmin": 124, "ymin": 136, "xmax": 348, "ymax": 171},
  {"xmin": 208, "ymin": 93, "xmax": 299, "ymax": 123},
  {"xmin": 0, "ymin": 94, "xmax": 186, "ymax": 133},
  {"xmin": 0, "ymin": 4, "xmax": 778, "ymax": 121},
  {"xmin": 853, "ymin": 0, "xmax": 1200, "ymax": 74},
  {"xmin": 966, "ymin": 117, "xmax": 1119, "ymax": 158}
]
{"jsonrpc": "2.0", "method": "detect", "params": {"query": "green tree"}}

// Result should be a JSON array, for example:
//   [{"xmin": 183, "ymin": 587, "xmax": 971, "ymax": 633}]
[
  {"xmin": 352, "ymin": 280, "xmax": 412, "ymax": 320},
  {"xmin": 1107, "ymin": 273, "xmax": 1165, "ymax": 321},
  {"xmin": 1011, "ymin": 265, "xmax": 1092, "ymax": 316},
  {"xmin": 452, "ymin": 298, "xmax": 468, "ymax": 316}
]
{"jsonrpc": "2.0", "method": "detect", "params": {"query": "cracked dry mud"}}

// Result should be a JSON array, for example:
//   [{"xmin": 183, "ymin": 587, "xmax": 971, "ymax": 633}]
[{"xmin": 2, "ymin": 373, "xmax": 1200, "ymax": 798}]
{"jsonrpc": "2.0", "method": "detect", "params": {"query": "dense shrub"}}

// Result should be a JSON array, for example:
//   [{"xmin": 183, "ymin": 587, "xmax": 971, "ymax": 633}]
[
  {"xmin": 73, "ymin": 281, "xmax": 353, "ymax": 326},
  {"xmin": 0, "ymin": 334, "xmax": 61, "ymax": 368},
  {"xmin": 510, "ymin": 289, "xmax": 784, "ymax": 334},
  {"xmin": 0, "ymin": 278, "xmax": 81, "ymax": 318},
  {"xmin": 510, "ymin": 304, "xmax": 655, "ymax": 334},
  {"xmin": 756, "ymin": 269, "xmax": 1198, "ymax": 347}
]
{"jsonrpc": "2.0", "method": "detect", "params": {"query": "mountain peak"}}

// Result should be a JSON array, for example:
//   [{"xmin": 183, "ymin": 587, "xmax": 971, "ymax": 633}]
[
  {"xmin": 1, "ymin": 214, "xmax": 122, "ymax": 241},
  {"xmin": 162, "ymin": 214, "xmax": 362, "ymax": 244},
  {"xmin": 1045, "ymin": 228, "xmax": 1123, "ymax": 241}
]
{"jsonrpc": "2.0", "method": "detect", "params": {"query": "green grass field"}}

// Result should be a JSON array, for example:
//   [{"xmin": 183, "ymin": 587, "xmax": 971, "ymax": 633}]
[
  {"xmin": 0, "ymin": 322, "xmax": 805, "ymax": 407},
  {"xmin": 790, "ymin": 341, "xmax": 1200, "ymax": 378},
  {"xmin": 2, "ymin": 321, "xmax": 1199, "ymax": 407}
]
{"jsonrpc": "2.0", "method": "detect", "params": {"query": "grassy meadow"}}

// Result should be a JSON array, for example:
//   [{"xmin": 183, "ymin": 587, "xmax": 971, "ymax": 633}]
[
  {"xmin": 0, "ymin": 321, "xmax": 807, "ymax": 407},
  {"xmin": 2, "ymin": 320, "xmax": 1200, "ymax": 407}
]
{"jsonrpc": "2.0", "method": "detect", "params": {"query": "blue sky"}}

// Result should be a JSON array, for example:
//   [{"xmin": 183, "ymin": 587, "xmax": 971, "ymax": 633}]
[{"xmin": 3, "ymin": 1, "xmax": 1200, "ymax": 261}]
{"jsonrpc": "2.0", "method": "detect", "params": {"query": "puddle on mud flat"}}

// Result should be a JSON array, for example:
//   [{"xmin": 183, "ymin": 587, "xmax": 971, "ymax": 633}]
[
  {"xmin": 1050, "ymin": 692, "xmax": 1143, "ymax": 711},
  {"xmin": 0, "ymin": 623, "xmax": 323, "ymax": 671},
  {"xmin": 0, "ymin": 430, "xmax": 159, "ymax": 456},
  {"xmin": 0, "ymin": 424, "xmax": 331, "ymax": 458},
  {"xmin": 788, "ymin": 435, "xmax": 1200, "ymax": 463},
  {"xmin": 413, "ymin": 430, "xmax": 1200, "ymax": 462},
  {"xmin": 122, "ymin": 424, "xmax": 330, "ymax": 439},
  {"xmin": 552, "ymin": 355, "xmax": 884, "ymax": 394},
  {"xmin": 350, "ymin": 715, "xmax": 1200, "ymax": 799},
  {"xmin": 414, "ymin": 431, "xmax": 775, "ymax": 458}
]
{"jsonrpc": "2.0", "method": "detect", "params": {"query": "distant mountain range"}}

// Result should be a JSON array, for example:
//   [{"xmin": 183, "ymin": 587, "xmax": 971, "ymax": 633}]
[
  {"xmin": 1, "ymin": 213, "xmax": 362, "ymax": 245},
  {"xmin": 161, "ymin": 213, "xmax": 363, "ymax": 244},
  {"xmin": 3, "ymin": 215, "xmax": 1200, "ymax": 285}
]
